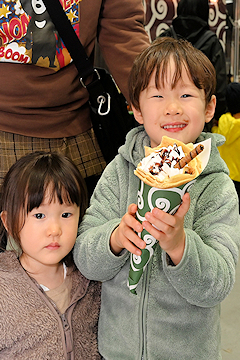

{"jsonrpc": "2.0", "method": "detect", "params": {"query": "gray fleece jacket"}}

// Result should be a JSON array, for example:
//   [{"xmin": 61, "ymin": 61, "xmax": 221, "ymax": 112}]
[
  {"xmin": 0, "ymin": 251, "xmax": 101, "ymax": 360},
  {"xmin": 74, "ymin": 126, "xmax": 240, "ymax": 360}
]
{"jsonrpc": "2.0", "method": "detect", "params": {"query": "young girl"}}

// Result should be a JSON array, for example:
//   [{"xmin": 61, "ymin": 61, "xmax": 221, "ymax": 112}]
[{"xmin": 0, "ymin": 151, "xmax": 101, "ymax": 359}]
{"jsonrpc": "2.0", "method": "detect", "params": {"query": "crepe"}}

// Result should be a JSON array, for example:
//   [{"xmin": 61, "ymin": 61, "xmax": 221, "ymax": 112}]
[{"xmin": 134, "ymin": 136, "xmax": 203, "ymax": 189}]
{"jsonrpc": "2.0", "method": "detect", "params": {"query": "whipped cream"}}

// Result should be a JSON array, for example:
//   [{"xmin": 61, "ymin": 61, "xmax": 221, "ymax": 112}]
[{"xmin": 139, "ymin": 144, "xmax": 185, "ymax": 181}]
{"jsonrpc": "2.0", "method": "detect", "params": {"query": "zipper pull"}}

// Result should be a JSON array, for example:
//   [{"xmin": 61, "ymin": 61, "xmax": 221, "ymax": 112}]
[{"xmin": 61, "ymin": 314, "xmax": 73, "ymax": 358}]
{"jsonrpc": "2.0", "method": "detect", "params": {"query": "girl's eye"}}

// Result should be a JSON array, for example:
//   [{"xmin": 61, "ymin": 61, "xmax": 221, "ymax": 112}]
[
  {"xmin": 62, "ymin": 212, "xmax": 71, "ymax": 218},
  {"xmin": 153, "ymin": 95, "xmax": 163, "ymax": 98},
  {"xmin": 34, "ymin": 213, "xmax": 45, "ymax": 219}
]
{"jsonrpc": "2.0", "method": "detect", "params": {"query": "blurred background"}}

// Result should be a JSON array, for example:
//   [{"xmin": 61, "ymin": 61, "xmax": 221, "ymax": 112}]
[{"xmin": 144, "ymin": 0, "xmax": 239, "ymax": 82}]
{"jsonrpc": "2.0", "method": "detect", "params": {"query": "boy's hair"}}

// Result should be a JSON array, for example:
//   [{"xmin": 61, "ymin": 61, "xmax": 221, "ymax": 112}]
[
  {"xmin": 129, "ymin": 37, "xmax": 216, "ymax": 111},
  {"xmin": 0, "ymin": 152, "xmax": 88, "ymax": 264}
]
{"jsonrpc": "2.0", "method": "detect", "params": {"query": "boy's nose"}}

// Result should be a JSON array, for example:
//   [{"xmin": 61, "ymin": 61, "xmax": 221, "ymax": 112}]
[{"xmin": 165, "ymin": 101, "xmax": 183, "ymax": 116}]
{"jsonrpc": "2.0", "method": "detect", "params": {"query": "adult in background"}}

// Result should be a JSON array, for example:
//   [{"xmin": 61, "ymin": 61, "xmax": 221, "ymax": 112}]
[
  {"xmin": 159, "ymin": 0, "xmax": 227, "ymax": 129},
  {"xmin": 0, "ymin": 0, "xmax": 150, "ymax": 196}
]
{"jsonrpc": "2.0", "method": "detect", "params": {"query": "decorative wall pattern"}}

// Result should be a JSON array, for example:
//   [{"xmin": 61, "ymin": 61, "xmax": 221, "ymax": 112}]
[{"xmin": 144, "ymin": 0, "xmax": 226, "ymax": 51}]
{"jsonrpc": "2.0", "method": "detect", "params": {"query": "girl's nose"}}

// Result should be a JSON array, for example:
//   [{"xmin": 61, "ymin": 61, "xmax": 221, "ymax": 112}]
[
  {"xmin": 47, "ymin": 221, "xmax": 62, "ymax": 237},
  {"xmin": 164, "ymin": 101, "xmax": 183, "ymax": 116}
]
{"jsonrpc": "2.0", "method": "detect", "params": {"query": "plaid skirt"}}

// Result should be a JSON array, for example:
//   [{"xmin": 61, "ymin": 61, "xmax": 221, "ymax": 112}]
[{"xmin": 0, "ymin": 128, "xmax": 106, "ymax": 187}]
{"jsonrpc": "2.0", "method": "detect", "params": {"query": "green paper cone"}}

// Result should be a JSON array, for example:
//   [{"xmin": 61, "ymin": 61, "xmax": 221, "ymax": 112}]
[{"xmin": 127, "ymin": 179, "xmax": 195, "ymax": 294}]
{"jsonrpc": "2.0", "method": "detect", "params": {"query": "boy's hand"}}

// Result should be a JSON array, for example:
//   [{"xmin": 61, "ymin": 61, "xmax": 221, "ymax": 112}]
[
  {"xmin": 110, "ymin": 203, "xmax": 146, "ymax": 256},
  {"xmin": 142, "ymin": 193, "xmax": 190, "ymax": 265}
]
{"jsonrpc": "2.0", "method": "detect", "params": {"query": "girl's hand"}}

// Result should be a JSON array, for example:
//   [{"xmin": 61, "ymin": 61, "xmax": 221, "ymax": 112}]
[
  {"xmin": 110, "ymin": 203, "xmax": 145, "ymax": 256},
  {"xmin": 142, "ymin": 193, "xmax": 190, "ymax": 265}
]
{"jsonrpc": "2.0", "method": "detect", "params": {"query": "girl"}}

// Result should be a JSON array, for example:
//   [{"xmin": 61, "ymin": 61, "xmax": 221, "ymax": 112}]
[{"xmin": 0, "ymin": 152, "xmax": 101, "ymax": 360}]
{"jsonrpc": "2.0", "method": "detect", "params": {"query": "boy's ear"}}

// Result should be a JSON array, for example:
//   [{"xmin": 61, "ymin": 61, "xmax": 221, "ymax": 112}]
[
  {"xmin": 0, "ymin": 211, "xmax": 8, "ymax": 231},
  {"xmin": 205, "ymin": 95, "xmax": 216, "ymax": 123},
  {"xmin": 131, "ymin": 105, "xmax": 144, "ymax": 125}
]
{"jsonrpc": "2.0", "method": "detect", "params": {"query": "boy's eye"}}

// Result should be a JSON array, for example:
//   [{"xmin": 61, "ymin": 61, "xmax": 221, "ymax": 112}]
[
  {"xmin": 34, "ymin": 213, "xmax": 45, "ymax": 219},
  {"xmin": 153, "ymin": 95, "xmax": 163, "ymax": 98},
  {"xmin": 62, "ymin": 212, "xmax": 71, "ymax": 218},
  {"xmin": 181, "ymin": 94, "xmax": 192, "ymax": 98}
]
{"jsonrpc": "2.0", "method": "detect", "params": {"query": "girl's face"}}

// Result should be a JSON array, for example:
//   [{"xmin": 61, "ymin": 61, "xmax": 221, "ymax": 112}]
[
  {"xmin": 18, "ymin": 190, "xmax": 80, "ymax": 272},
  {"xmin": 132, "ymin": 60, "xmax": 216, "ymax": 147}
]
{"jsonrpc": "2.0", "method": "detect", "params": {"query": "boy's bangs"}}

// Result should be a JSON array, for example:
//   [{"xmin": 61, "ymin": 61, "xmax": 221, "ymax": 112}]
[
  {"xmin": 155, "ymin": 57, "xmax": 182, "ymax": 90},
  {"xmin": 154, "ymin": 49, "xmax": 194, "ymax": 91},
  {"xmin": 140, "ymin": 46, "xmax": 187, "ymax": 92}
]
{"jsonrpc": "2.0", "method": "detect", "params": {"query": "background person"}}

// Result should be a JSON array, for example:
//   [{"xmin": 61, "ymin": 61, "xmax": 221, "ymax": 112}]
[
  {"xmin": 0, "ymin": 0, "xmax": 150, "ymax": 196},
  {"xmin": 212, "ymin": 82, "xmax": 240, "ymax": 212}
]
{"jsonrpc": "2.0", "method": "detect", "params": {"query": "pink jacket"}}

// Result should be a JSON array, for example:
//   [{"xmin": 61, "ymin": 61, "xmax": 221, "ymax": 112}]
[{"xmin": 0, "ymin": 251, "xmax": 101, "ymax": 360}]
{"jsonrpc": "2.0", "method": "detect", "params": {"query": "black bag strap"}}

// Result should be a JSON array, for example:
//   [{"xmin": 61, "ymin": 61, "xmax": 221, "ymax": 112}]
[
  {"xmin": 170, "ymin": 25, "xmax": 178, "ymax": 40},
  {"xmin": 43, "ymin": 0, "xmax": 112, "ymax": 115},
  {"xmin": 169, "ymin": 26, "xmax": 215, "ymax": 51},
  {"xmin": 193, "ymin": 30, "xmax": 216, "ymax": 50},
  {"xmin": 42, "ymin": 0, "xmax": 94, "ymax": 82}
]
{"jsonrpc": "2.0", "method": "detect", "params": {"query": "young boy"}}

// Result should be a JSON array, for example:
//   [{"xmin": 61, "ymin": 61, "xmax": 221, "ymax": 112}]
[{"xmin": 74, "ymin": 37, "xmax": 240, "ymax": 360}]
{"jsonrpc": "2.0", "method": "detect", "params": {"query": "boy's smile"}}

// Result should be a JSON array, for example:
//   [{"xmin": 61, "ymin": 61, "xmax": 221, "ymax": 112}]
[{"xmin": 132, "ymin": 60, "xmax": 216, "ymax": 147}]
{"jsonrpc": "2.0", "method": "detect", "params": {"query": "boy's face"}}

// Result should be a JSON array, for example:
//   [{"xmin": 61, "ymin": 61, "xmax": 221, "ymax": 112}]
[{"xmin": 132, "ymin": 60, "xmax": 216, "ymax": 147}]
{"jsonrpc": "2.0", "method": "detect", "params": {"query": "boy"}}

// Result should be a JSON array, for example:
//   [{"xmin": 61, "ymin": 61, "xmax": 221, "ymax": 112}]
[{"xmin": 74, "ymin": 38, "xmax": 240, "ymax": 360}]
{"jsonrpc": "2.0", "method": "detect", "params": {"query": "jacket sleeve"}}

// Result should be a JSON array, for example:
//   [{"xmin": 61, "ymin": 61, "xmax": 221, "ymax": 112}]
[
  {"xmin": 74, "ymin": 160, "xmax": 130, "ymax": 281},
  {"xmin": 162, "ymin": 173, "xmax": 240, "ymax": 307},
  {"xmin": 97, "ymin": 0, "xmax": 150, "ymax": 101}
]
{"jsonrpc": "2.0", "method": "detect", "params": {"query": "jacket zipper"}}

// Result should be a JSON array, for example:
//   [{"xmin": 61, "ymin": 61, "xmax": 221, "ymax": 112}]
[
  {"xmin": 34, "ymin": 281, "xmax": 76, "ymax": 359},
  {"xmin": 19, "ymin": 264, "xmax": 83, "ymax": 360},
  {"xmin": 61, "ymin": 313, "xmax": 73, "ymax": 360},
  {"xmin": 139, "ymin": 259, "xmax": 152, "ymax": 360}
]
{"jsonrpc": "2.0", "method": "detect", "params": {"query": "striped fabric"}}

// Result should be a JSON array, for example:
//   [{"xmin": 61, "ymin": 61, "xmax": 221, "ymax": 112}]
[{"xmin": 0, "ymin": 128, "xmax": 106, "ymax": 187}]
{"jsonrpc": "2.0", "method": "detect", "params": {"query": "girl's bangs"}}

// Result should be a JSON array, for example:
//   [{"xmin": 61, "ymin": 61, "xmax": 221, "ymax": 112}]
[{"xmin": 26, "ymin": 174, "xmax": 80, "ymax": 213}]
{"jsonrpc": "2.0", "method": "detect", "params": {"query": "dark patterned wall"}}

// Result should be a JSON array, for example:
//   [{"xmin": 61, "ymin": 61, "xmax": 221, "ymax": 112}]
[{"xmin": 144, "ymin": 0, "xmax": 226, "ymax": 51}]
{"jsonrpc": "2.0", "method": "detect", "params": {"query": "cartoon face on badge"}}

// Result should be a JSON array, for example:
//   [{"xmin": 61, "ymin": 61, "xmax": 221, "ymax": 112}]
[
  {"xmin": 20, "ymin": 0, "xmax": 59, "ymax": 68},
  {"xmin": 31, "ymin": 0, "xmax": 46, "ymax": 15}
]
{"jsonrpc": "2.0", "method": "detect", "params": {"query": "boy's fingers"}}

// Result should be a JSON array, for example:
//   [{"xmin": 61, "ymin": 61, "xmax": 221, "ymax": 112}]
[
  {"xmin": 126, "ymin": 203, "xmax": 142, "ymax": 233},
  {"xmin": 128, "ymin": 203, "xmax": 138, "ymax": 215},
  {"xmin": 176, "ymin": 193, "xmax": 190, "ymax": 218},
  {"xmin": 123, "ymin": 233, "xmax": 145, "ymax": 256}
]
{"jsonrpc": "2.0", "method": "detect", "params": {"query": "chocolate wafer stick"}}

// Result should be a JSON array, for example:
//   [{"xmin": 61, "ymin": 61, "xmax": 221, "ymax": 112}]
[{"xmin": 174, "ymin": 144, "xmax": 204, "ymax": 169}]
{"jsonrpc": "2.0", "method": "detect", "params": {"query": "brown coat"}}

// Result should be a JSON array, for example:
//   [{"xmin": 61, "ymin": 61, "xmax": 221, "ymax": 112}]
[
  {"xmin": 0, "ymin": 0, "xmax": 150, "ymax": 138},
  {"xmin": 0, "ymin": 251, "xmax": 101, "ymax": 360}
]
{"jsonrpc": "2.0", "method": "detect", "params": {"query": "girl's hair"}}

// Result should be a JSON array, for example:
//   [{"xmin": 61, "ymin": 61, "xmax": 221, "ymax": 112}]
[
  {"xmin": 177, "ymin": 0, "xmax": 209, "ymax": 23},
  {"xmin": 128, "ymin": 37, "xmax": 216, "ymax": 111},
  {"xmin": 0, "ymin": 152, "xmax": 88, "ymax": 265}
]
